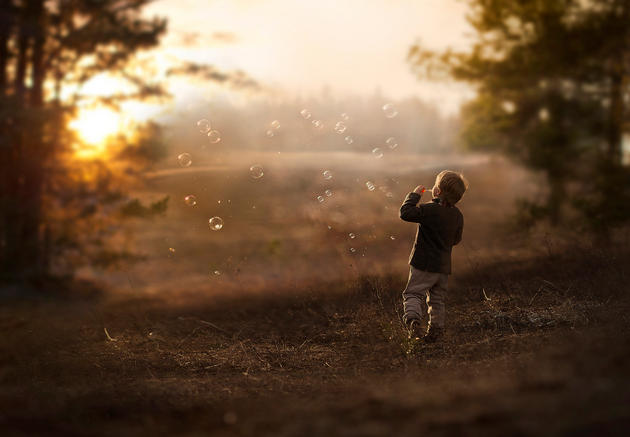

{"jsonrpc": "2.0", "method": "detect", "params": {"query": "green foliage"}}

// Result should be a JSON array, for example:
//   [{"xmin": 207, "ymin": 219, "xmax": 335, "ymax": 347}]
[
  {"xmin": 120, "ymin": 196, "xmax": 169, "ymax": 218},
  {"xmin": 409, "ymin": 0, "xmax": 630, "ymax": 232},
  {"xmin": 0, "ymin": 0, "xmax": 169, "ymax": 281}
]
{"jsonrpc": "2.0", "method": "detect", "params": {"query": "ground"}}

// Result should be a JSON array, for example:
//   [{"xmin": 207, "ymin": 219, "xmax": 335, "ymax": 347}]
[{"xmin": 1, "ymin": 245, "xmax": 629, "ymax": 436}]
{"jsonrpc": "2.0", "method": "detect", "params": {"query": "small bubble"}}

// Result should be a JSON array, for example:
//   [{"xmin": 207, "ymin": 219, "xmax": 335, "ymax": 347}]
[
  {"xmin": 208, "ymin": 216, "xmax": 224, "ymax": 231},
  {"xmin": 317, "ymin": 195, "xmax": 324, "ymax": 203},
  {"xmin": 265, "ymin": 129, "xmax": 275, "ymax": 138},
  {"xmin": 325, "ymin": 189, "xmax": 333, "ymax": 197},
  {"xmin": 322, "ymin": 170, "xmax": 333, "ymax": 180},
  {"xmin": 271, "ymin": 120, "xmax": 281, "ymax": 130},
  {"xmin": 312, "ymin": 119, "xmax": 323, "ymax": 129},
  {"xmin": 300, "ymin": 109, "xmax": 312, "ymax": 119},
  {"xmin": 334, "ymin": 121, "xmax": 347, "ymax": 134},
  {"xmin": 327, "ymin": 225, "xmax": 332, "ymax": 230},
  {"xmin": 349, "ymin": 233, "xmax": 356, "ymax": 239},
  {"xmin": 184, "ymin": 195, "xmax": 197, "ymax": 206},
  {"xmin": 349, "ymin": 247, "xmax": 356, "ymax": 253},
  {"xmin": 372, "ymin": 147, "xmax": 383, "ymax": 159},
  {"xmin": 212, "ymin": 270, "xmax": 221, "ymax": 276},
  {"xmin": 177, "ymin": 153, "xmax": 192, "ymax": 167},
  {"xmin": 390, "ymin": 235, "xmax": 396, "ymax": 240},
  {"xmin": 168, "ymin": 247, "xmax": 176, "ymax": 253},
  {"xmin": 385, "ymin": 137, "xmax": 398, "ymax": 149},
  {"xmin": 386, "ymin": 192, "xmax": 393, "ymax": 198},
  {"xmin": 196, "ymin": 119, "xmax": 211, "ymax": 133},
  {"xmin": 344, "ymin": 135, "xmax": 354, "ymax": 145},
  {"xmin": 340, "ymin": 112, "xmax": 349, "ymax": 121},
  {"xmin": 366, "ymin": 181, "xmax": 375, "ymax": 191},
  {"xmin": 207, "ymin": 129, "xmax": 221, "ymax": 143},
  {"xmin": 382, "ymin": 103, "xmax": 398, "ymax": 118}
]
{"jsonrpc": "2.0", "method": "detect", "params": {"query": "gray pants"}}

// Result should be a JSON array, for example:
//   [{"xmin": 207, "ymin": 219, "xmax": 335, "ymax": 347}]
[{"xmin": 402, "ymin": 266, "xmax": 448, "ymax": 328}]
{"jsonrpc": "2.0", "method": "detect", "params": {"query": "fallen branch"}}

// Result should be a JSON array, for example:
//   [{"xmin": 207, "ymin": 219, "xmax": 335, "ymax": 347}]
[{"xmin": 104, "ymin": 327, "xmax": 117, "ymax": 342}]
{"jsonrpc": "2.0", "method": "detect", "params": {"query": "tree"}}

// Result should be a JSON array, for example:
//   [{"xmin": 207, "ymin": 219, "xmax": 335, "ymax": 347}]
[
  {"xmin": 0, "ymin": 0, "xmax": 167, "ymax": 281},
  {"xmin": 409, "ymin": 0, "xmax": 630, "ymax": 230}
]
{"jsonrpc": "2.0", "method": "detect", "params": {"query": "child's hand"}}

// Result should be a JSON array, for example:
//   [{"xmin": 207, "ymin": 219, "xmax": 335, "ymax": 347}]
[{"xmin": 413, "ymin": 185, "xmax": 426, "ymax": 195}]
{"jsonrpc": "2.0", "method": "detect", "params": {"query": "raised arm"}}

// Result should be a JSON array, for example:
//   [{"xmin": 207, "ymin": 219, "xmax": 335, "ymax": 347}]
[{"xmin": 399, "ymin": 191, "xmax": 425, "ymax": 223}]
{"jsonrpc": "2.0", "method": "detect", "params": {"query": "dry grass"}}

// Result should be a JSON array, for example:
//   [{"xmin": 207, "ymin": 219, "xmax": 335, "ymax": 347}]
[{"xmin": 1, "ymin": 242, "xmax": 629, "ymax": 436}]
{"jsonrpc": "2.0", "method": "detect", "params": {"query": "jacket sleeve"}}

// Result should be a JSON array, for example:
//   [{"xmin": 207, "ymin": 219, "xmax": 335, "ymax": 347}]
[
  {"xmin": 399, "ymin": 192, "xmax": 425, "ymax": 223},
  {"xmin": 454, "ymin": 214, "xmax": 463, "ymax": 245}
]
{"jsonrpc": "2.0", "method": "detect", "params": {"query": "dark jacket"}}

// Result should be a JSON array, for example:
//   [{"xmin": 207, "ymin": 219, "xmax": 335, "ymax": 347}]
[{"xmin": 399, "ymin": 192, "xmax": 463, "ymax": 274}]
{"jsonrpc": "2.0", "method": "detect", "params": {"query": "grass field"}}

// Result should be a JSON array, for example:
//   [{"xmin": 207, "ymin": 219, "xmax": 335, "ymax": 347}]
[{"xmin": 2, "ymin": 153, "xmax": 629, "ymax": 436}]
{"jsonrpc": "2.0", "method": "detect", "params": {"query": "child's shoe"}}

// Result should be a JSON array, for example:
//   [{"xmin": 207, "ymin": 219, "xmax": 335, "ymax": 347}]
[
  {"xmin": 423, "ymin": 325, "xmax": 444, "ymax": 343},
  {"xmin": 407, "ymin": 319, "xmax": 424, "ymax": 340}
]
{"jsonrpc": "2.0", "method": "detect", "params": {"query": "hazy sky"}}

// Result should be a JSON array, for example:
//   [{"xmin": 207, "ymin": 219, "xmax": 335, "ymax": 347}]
[{"xmin": 144, "ymin": 0, "xmax": 475, "ymax": 115}]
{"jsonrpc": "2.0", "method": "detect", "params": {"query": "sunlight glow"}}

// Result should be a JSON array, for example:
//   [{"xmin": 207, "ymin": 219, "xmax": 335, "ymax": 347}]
[{"xmin": 69, "ymin": 107, "xmax": 122, "ymax": 158}]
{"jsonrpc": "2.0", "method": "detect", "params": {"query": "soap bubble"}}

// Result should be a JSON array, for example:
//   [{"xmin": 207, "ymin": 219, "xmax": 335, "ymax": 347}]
[
  {"xmin": 196, "ymin": 119, "xmax": 211, "ymax": 133},
  {"xmin": 322, "ymin": 170, "xmax": 333, "ymax": 180},
  {"xmin": 334, "ymin": 122, "xmax": 347, "ymax": 134},
  {"xmin": 249, "ymin": 164, "xmax": 264, "ymax": 179},
  {"xmin": 317, "ymin": 195, "xmax": 324, "ymax": 203},
  {"xmin": 385, "ymin": 137, "xmax": 398, "ymax": 149},
  {"xmin": 349, "ymin": 233, "xmax": 356, "ymax": 239},
  {"xmin": 349, "ymin": 247, "xmax": 356, "ymax": 253},
  {"xmin": 325, "ymin": 189, "xmax": 333, "ymax": 197},
  {"xmin": 265, "ymin": 129, "xmax": 275, "ymax": 138},
  {"xmin": 208, "ymin": 216, "xmax": 224, "ymax": 231},
  {"xmin": 340, "ymin": 113, "xmax": 350, "ymax": 121},
  {"xmin": 382, "ymin": 103, "xmax": 398, "ymax": 118},
  {"xmin": 372, "ymin": 147, "xmax": 383, "ymax": 158},
  {"xmin": 312, "ymin": 119, "xmax": 323, "ymax": 129},
  {"xmin": 184, "ymin": 195, "xmax": 197, "ymax": 206},
  {"xmin": 178, "ymin": 153, "xmax": 192, "ymax": 167},
  {"xmin": 207, "ymin": 129, "xmax": 221, "ymax": 143},
  {"xmin": 300, "ymin": 109, "xmax": 312, "ymax": 119},
  {"xmin": 271, "ymin": 120, "xmax": 281, "ymax": 130},
  {"xmin": 344, "ymin": 136, "xmax": 354, "ymax": 145},
  {"xmin": 366, "ymin": 181, "xmax": 375, "ymax": 191}
]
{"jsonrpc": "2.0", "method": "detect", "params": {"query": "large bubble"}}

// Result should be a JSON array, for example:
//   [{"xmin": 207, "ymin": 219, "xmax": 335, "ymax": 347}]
[
  {"xmin": 178, "ymin": 153, "xmax": 192, "ymax": 167},
  {"xmin": 207, "ymin": 130, "xmax": 221, "ymax": 144},
  {"xmin": 209, "ymin": 216, "xmax": 224, "ymax": 231},
  {"xmin": 196, "ymin": 119, "xmax": 211, "ymax": 133},
  {"xmin": 184, "ymin": 195, "xmax": 197, "ymax": 206},
  {"xmin": 249, "ymin": 164, "xmax": 264, "ymax": 179}
]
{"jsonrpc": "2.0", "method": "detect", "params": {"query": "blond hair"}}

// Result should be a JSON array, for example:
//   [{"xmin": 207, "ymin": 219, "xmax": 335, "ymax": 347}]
[{"xmin": 433, "ymin": 170, "xmax": 468, "ymax": 205}]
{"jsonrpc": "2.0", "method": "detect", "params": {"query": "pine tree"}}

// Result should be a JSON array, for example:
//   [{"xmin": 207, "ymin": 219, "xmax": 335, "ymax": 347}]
[
  {"xmin": 0, "ymin": 0, "xmax": 167, "ymax": 281},
  {"xmin": 409, "ymin": 0, "xmax": 630, "ymax": 230}
]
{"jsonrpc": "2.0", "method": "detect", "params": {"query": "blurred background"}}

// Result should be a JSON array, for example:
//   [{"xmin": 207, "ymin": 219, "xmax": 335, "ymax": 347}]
[{"xmin": 1, "ymin": 0, "xmax": 629, "ymax": 296}]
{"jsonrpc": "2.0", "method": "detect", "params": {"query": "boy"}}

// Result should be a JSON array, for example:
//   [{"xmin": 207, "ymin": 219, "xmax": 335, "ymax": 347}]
[{"xmin": 399, "ymin": 170, "xmax": 467, "ymax": 343}]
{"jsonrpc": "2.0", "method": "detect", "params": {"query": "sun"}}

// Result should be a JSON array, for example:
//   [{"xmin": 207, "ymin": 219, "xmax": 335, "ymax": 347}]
[{"xmin": 69, "ymin": 107, "xmax": 122, "ymax": 158}]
